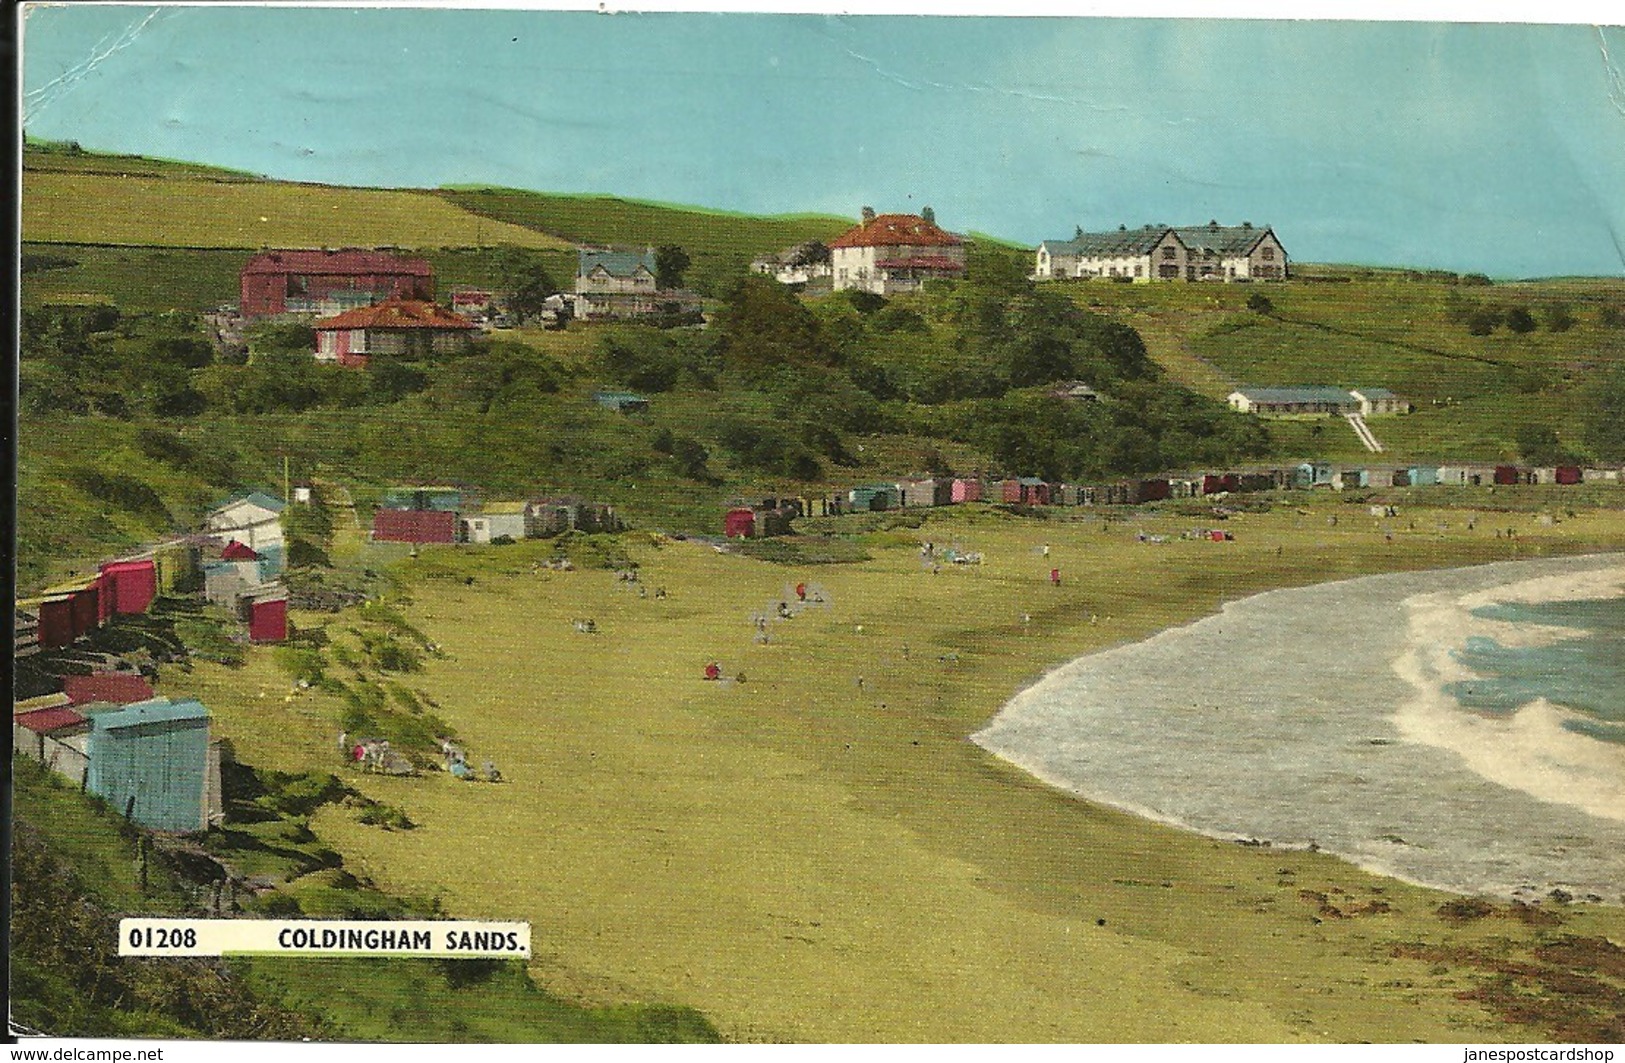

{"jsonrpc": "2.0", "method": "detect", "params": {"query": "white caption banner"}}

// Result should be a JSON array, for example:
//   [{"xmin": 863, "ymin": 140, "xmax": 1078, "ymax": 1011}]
[{"xmin": 117, "ymin": 918, "xmax": 531, "ymax": 958}]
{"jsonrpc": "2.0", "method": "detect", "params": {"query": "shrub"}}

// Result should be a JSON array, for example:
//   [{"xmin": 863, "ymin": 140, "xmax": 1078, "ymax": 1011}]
[
  {"xmin": 1465, "ymin": 307, "xmax": 1502, "ymax": 336},
  {"xmin": 1245, "ymin": 291, "xmax": 1274, "ymax": 314},
  {"xmin": 1505, "ymin": 307, "xmax": 1538, "ymax": 334}
]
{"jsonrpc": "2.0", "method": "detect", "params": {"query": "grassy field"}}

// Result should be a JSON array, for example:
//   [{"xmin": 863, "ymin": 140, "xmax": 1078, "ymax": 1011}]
[
  {"xmin": 438, "ymin": 187, "xmax": 851, "ymax": 263},
  {"xmin": 22, "ymin": 172, "xmax": 570, "ymax": 250},
  {"xmin": 1055, "ymin": 274, "xmax": 1625, "ymax": 464},
  {"xmin": 174, "ymin": 495, "xmax": 1625, "ymax": 1042}
]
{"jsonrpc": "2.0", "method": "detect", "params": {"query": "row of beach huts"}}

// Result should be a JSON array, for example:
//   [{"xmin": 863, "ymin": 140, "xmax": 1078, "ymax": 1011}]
[
  {"xmin": 722, "ymin": 461, "xmax": 1623, "ymax": 536},
  {"xmin": 367, "ymin": 486, "xmax": 622, "ymax": 544},
  {"xmin": 11, "ymin": 491, "xmax": 303, "ymax": 835}
]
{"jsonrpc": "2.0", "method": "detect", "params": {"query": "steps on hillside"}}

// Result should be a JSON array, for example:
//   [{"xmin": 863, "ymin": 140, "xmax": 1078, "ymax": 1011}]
[{"xmin": 1344, "ymin": 413, "xmax": 1384, "ymax": 453}]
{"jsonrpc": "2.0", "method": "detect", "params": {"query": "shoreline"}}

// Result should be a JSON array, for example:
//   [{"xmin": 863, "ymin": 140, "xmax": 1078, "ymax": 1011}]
[{"xmin": 974, "ymin": 552, "xmax": 1625, "ymax": 904}]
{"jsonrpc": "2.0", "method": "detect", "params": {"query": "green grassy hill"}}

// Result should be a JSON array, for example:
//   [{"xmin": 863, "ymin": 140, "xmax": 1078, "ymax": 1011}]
[{"xmin": 1059, "ymin": 273, "xmax": 1625, "ymax": 462}]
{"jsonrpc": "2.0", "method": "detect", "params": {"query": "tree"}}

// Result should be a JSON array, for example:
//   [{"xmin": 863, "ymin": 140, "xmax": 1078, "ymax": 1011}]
[
  {"xmin": 655, "ymin": 245, "xmax": 691, "ymax": 290},
  {"xmin": 497, "ymin": 249, "xmax": 558, "ymax": 324},
  {"xmin": 1465, "ymin": 307, "xmax": 1502, "ymax": 336},
  {"xmin": 715, "ymin": 276, "xmax": 830, "ymax": 374},
  {"xmin": 1514, "ymin": 423, "xmax": 1568, "ymax": 466},
  {"xmin": 1505, "ymin": 306, "xmax": 1537, "ymax": 334},
  {"xmin": 1583, "ymin": 364, "xmax": 1625, "ymax": 461}
]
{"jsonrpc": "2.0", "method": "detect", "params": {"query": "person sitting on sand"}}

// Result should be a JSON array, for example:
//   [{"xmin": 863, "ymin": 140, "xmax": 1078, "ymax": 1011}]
[
  {"xmin": 778, "ymin": 601, "xmax": 793, "ymax": 619},
  {"xmin": 705, "ymin": 662, "xmax": 722, "ymax": 681}
]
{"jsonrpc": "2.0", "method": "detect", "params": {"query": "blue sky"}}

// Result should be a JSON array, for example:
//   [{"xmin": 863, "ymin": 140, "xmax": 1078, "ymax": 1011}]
[{"xmin": 20, "ymin": 6, "xmax": 1625, "ymax": 276}]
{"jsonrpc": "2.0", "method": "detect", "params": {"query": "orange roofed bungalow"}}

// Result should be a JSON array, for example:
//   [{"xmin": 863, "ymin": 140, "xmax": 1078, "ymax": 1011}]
[
  {"xmin": 312, "ymin": 298, "xmax": 479, "ymax": 367},
  {"xmin": 829, "ymin": 206, "xmax": 967, "ymax": 296}
]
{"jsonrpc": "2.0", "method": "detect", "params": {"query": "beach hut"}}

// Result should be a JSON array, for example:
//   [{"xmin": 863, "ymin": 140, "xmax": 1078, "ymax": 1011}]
[
  {"xmin": 896, "ymin": 478, "xmax": 950, "ymax": 508},
  {"xmin": 1407, "ymin": 465, "xmax": 1440, "ymax": 487},
  {"xmin": 1494, "ymin": 465, "xmax": 1521, "ymax": 486},
  {"xmin": 63, "ymin": 673, "xmax": 156, "ymax": 707},
  {"xmin": 85, "ymin": 698, "xmax": 222, "ymax": 833},
  {"xmin": 97, "ymin": 559, "xmax": 158, "ymax": 616},
  {"xmin": 1002, "ymin": 478, "xmax": 1051, "ymax": 505},
  {"xmin": 1553, "ymin": 466, "xmax": 1584, "ymax": 486},
  {"xmin": 14, "ymin": 704, "xmax": 91, "ymax": 785},
  {"xmin": 35, "ymin": 596, "xmax": 75, "ymax": 649},
  {"xmin": 204, "ymin": 560, "xmax": 263, "ymax": 605},
  {"xmin": 15, "ymin": 607, "xmax": 40, "ymax": 658},
  {"xmin": 372, "ymin": 508, "xmax": 458, "ymax": 544},
  {"xmin": 950, "ymin": 478, "xmax": 984, "ymax": 504},
  {"xmin": 723, "ymin": 508, "xmax": 756, "ymax": 538},
  {"xmin": 241, "ymin": 586, "xmax": 289, "ymax": 643},
  {"xmin": 849, "ymin": 484, "xmax": 898, "ymax": 512},
  {"xmin": 1582, "ymin": 467, "xmax": 1620, "ymax": 483},
  {"xmin": 461, "ymin": 512, "xmax": 528, "ymax": 544}
]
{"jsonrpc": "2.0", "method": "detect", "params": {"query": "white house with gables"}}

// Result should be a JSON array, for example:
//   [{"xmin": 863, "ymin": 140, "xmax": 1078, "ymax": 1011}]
[
  {"xmin": 573, "ymin": 249, "xmax": 702, "ymax": 320},
  {"xmin": 830, "ymin": 207, "xmax": 967, "ymax": 295},
  {"xmin": 1036, "ymin": 222, "xmax": 1287, "ymax": 282}
]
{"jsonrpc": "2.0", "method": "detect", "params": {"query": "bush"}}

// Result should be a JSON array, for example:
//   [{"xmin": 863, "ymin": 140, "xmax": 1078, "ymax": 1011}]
[
  {"xmin": 1542, "ymin": 303, "xmax": 1576, "ymax": 333},
  {"xmin": 1245, "ymin": 292, "xmax": 1274, "ymax": 314},
  {"xmin": 1505, "ymin": 307, "xmax": 1538, "ymax": 334},
  {"xmin": 1465, "ymin": 307, "xmax": 1502, "ymax": 336}
]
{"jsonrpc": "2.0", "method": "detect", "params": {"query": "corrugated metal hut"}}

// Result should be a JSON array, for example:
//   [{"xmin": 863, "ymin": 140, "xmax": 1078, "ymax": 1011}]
[
  {"xmin": 204, "ymin": 560, "xmax": 263, "ymax": 605},
  {"xmin": 241, "ymin": 586, "xmax": 289, "ymax": 643},
  {"xmin": 14, "ymin": 705, "xmax": 91, "ymax": 785},
  {"xmin": 461, "ymin": 512, "xmax": 527, "ymax": 544},
  {"xmin": 1494, "ymin": 465, "xmax": 1521, "ymax": 486},
  {"xmin": 724, "ymin": 508, "xmax": 756, "ymax": 538},
  {"xmin": 1129, "ymin": 479, "xmax": 1172, "ymax": 504},
  {"xmin": 98, "ymin": 559, "xmax": 158, "ymax": 616},
  {"xmin": 895, "ymin": 478, "xmax": 951, "ymax": 508},
  {"xmin": 1555, "ymin": 466, "xmax": 1583, "ymax": 485},
  {"xmin": 16, "ymin": 607, "xmax": 41, "ymax": 657},
  {"xmin": 64, "ymin": 673, "xmax": 156, "ymax": 707},
  {"xmin": 1002, "ymin": 478, "xmax": 1051, "ymax": 505},
  {"xmin": 85, "ymin": 698, "xmax": 220, "ymax": 833},
  {"xmin": 1582, "ymin": 467, "xmax": 1619, "ymax": 483},
  {"xmin": 849, "ymin": 484, "xmax": 899, "ymax": 512},
  {"xmin": 372, "ymin": 508, "xmax": 458, "ymax": 544},
  {"xmin": 950, "ymin": 478, "xmax": 984, "ymax": 504},
  {"xmin": 35, "ymin": 596, "xmax": 75, "ymax": 649},
  {"xmin": 1408, "ymin": 465, "xmax": 1441, "ymax": 487}
]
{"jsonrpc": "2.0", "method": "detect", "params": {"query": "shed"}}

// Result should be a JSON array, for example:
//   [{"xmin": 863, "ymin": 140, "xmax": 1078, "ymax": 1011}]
[
  {"xmin": 1494, "ymin": 465, "xmax": 1521, "ymax": 486},
  {"xmin": 372, "ymin": 508, "xmax": 458, "ymax": 544},
  {"xmin": 593, "ymin": 390, "xmax": 651, "ymax": 414},
  {"xmin": 462, "ymin": 512, "xmax": 527, "ymax": 544},
  {"xmin": 896, "ymin": 478, "xmax": 951, "ymax": 508},
  {"xmin": 96, "ymin": 559, "xmax": 158, "ymax": 616},
  {"xmin": 204, "ymin": 560, "xmax": 263, "ymax": 605},
  {"xmin": 849, "ymin": 484, "xmax": 899, "ymax": 512},
  {"xmin": 724, "ymin": 508, "xmax": 756, "ymax": 538},
  {"xmin": 1130, "ymin": 479, "xmax": 1172, "ymax": 504},
  {"xmin": 241, "ymin": 586, "xmax": 289, "ymax": 643},
  {"xmin": 1555, "ymin": 466, "xmax": 1582, "ymax": 485},
  {"xmin": 1408, "ymin": 466, "xmax": 1441, "ymax": 487},
  {"xmin": 1002, "ymin": 478, "xmax": 1051, "ymax": 505},
  {"xmin": 14, "ymin": 705, "xmax": 91, "ymax": 784},
  {"xmin": 36, "ymin": 596, "xmax": 76, "ymax": 649},
  {"xmin": 950, "ymin": 478, "xmax": 984, "ymax": 504},
  {"xmin": 64, "ymin": 673, "xmax": 156, "ymax": 707},
  {"xmin": 85, "ymin": 698, "xmax": 221, "ymax": 833}
]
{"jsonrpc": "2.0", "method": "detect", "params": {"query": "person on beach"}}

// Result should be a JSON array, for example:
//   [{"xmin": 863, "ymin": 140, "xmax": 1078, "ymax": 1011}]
[
  {"xmin": 705, "ymin": 662, "xmax": 721, "ymax": 681},
  {"xmin": 1051, "ymin": 568, "xmax": 1062, "ymax": 586},
  {"xmin": 796, "ymin": 582, "xmax": 807, "ymax": 602}
]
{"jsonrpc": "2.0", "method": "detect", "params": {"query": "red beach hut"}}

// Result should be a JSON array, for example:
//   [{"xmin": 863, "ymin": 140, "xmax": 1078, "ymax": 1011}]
[{"xmin": 98, "ymin": 559, "xmax": 158, "ymax": 615}]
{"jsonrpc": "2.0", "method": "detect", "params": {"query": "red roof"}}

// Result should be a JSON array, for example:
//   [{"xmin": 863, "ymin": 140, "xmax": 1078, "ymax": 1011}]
[
  {"xmin": 221, "ymin": 540, "xmax": 260, "ymax": 561},
  {"xmin": 829, "ymin": 213, "xmax": 963, "ymax": 250},
  {"xmin": 63, "ymin": 672, "xmax": 156, "ymax": 707},
  {"xmin": 312, "ymin": 298, "xmax": 478, "ymax": 332},
  {"xmin": 242, "ymin": 249, "xmax": 432, "ymax": 277},
  {"xmin": 875, "ymin": 255, "xmax": 966, "ymax": 271},
  {"xmin": 14, "ymin": 705, "xmax": 88, "ymax": 734}
]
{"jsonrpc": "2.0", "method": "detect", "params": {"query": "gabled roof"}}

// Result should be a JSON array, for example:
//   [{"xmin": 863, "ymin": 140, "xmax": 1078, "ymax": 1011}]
[
  {"xmin": 312, "ymin": 298, "xmax": 476, "ymax": 331},
  {"xmin": 91, "ymin": 697, "xmax": 210, "ymax": 731},
  {"xmin": 15, "ymin": 705, "xmax": 89, "ymax": 734},
  {"xmin": 1231, "ymin": 386, "xmax": 1354, "ymax": 405},
  {"xmin": 578, "ymin": 249, "xmax": 657, "ymax": 278},
  {"xmin": 1350, "ymin": 387, "xmax": 1399, "ymax": 399},
  {"xmin": 1173, "ymin": 223, "xmax": 1275, "ymax": 256},
  {"xmin": 242, "ymin": 249, "xmax": 432, "ymax": 277},
  {"xmin": 1042, "ymin": 226, "xmax": 1173, "ymax": 257},
  {"xmin": 214, "ymin": 491, "xmax": 287, "ymax": 514},
  {"xmin": 830, "ymin": 214, "xmax": 963, "ymax": 250}
]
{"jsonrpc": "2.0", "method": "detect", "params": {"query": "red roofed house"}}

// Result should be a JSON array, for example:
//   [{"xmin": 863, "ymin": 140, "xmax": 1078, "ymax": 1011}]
[
  {"xmin": 63, "ymin": 672, "xmax": 156, "ymax": 707},
  {"xmin": 240, "ymin": 249, "xmax": 434, "ymax": 320},
  {"xmin": 829, "ymin": 206, "xmax": 966, "ymax": 296},
  {"xmin": 312, "ymin": 298, "xmax": 479, "ymax": 367}
]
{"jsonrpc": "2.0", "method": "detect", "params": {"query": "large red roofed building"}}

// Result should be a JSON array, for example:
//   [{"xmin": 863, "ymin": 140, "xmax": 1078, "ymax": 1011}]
[
  {"xmin": 829, "ymin": 206, "xmax": 966, "ymax": 296},
  {"xmin": 312, "ymin": 298, "xmax": 478, "ymax": 366},
  {"xmin": 240, "ymin": 249, "xmax": 434, "ymax": 319}
]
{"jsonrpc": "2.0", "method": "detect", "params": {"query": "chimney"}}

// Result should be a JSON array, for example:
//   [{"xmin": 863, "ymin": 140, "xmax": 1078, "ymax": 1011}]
[
  {"xmin": 861, "ymin": 206, "xmax": 876, "ymax": 224},
  {"xmin": 921, "ymin": 206, "xmax": 935, "ymax": 225}
]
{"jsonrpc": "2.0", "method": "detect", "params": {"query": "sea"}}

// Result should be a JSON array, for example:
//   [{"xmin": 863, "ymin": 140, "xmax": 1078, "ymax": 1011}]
[{"xmin": 972, "ymin": 554, "xmax": 1625, "ymax": 902}]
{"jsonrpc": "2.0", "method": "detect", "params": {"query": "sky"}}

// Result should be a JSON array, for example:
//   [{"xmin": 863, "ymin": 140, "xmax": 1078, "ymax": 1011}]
[{"xmin": 19, "ymin": 4, "xmax": 1625, "ymax": 277}]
